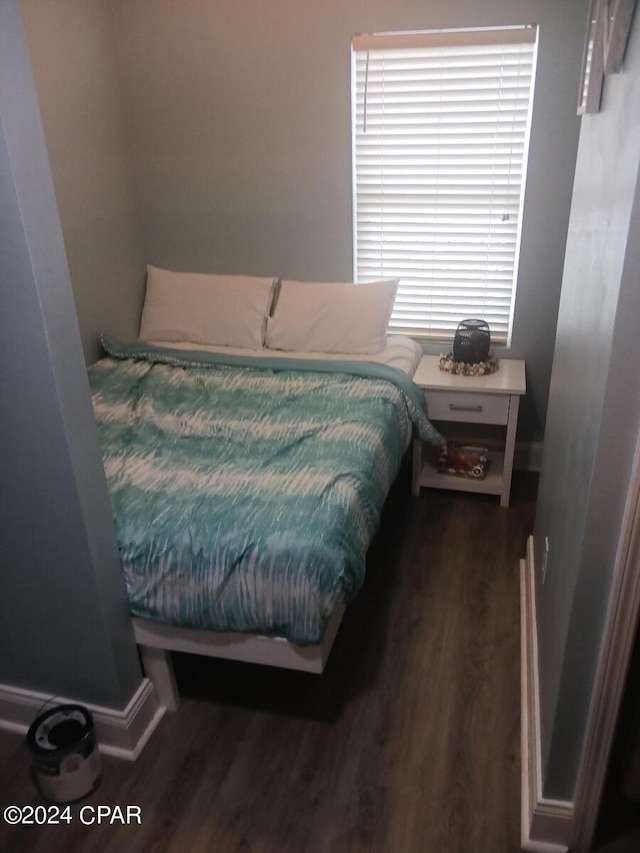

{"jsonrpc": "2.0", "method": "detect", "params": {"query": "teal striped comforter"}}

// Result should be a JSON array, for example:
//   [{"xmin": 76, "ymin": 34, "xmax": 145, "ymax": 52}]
[{"xmin": 88, "ymin": 338, "xmax": 442, "ymax": 645}]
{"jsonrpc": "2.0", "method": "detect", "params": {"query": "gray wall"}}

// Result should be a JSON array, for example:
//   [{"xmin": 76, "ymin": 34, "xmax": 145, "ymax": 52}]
[
  {"xmin": 21, "ymin": 0, "xmax": 147, "ymax": 366},
  {"xmin": 5, "ymin": 0, "xmax": 608, "ymax": 746},
  {"xmin": 0, "ymin": 1, "xmax": 142, "ymax": 709},
  {"xmin": 17, "ymin": 0, "xmax": 588, "ymax": 438},
  {"xmin": 534, "ymin": 14, "xmax": 640, "ymax": 799},
  {"xmin": 110, "ymin": 0, "xmax": 586, "ymax": 441}
]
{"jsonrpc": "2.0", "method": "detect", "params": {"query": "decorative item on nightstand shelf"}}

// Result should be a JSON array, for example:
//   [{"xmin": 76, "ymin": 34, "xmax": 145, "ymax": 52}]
[
  {"xmin": 438, "ymin": 443, "xmax": 489, "ymax": 479},
  {"xmin": 439, "ymin": 318, "xmax": 499, "ymax": 376}
]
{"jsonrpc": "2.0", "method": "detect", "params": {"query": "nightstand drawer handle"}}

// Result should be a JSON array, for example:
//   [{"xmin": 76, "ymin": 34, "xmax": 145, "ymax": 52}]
[{"xmin": 449, "ymin": 403, "xmax": 483, "ymax": 413}]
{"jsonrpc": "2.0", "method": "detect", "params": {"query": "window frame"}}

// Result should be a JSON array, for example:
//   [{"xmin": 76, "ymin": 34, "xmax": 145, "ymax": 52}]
[{"xmin": 351, "ymin": 26, "xmax": 538, "ymax": 346}]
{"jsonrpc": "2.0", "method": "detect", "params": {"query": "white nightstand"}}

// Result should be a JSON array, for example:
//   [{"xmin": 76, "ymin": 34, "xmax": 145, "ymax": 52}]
[{"xmin": 412, "ymin": 355, "xmax": 526, "ymax": 507}]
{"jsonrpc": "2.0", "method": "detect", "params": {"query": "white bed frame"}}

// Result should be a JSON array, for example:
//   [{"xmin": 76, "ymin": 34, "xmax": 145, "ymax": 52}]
[{"xmin": 133, "ymin": 604, "xmax": 346, "ymax": 710}]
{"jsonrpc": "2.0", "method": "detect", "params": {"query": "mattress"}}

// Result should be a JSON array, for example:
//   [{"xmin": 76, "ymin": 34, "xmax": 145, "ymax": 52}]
[
  {"xmin": 89, "ymin": 336, "xmax": 442, "ymax": 644},
  {"xmin": 148, "ymin": 334, "xmax": 424, "ymax": 378}
]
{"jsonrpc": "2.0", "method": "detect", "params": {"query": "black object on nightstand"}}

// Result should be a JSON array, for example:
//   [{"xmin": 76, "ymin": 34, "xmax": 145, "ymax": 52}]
[{"xmin": 453, "ymin": 319, "xmax": 491, "ymax": 364}]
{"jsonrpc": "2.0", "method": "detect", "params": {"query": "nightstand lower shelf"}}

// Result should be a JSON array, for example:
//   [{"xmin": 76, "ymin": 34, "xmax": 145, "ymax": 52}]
[{"xmin": 414, "ymin": 443, "xmax": 506, "ymax": 498}]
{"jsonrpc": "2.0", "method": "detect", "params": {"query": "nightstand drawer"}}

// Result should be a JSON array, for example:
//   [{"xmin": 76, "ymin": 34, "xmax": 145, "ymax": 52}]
[{"xmin": 425, "ymin": 390, "xmax": 509, "ymax": 424}]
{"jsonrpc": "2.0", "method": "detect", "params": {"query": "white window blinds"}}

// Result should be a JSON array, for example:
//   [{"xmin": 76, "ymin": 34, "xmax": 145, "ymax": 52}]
[{"xmin": 352, "ymin": 27, "xmax": 537, "ymax": 344}]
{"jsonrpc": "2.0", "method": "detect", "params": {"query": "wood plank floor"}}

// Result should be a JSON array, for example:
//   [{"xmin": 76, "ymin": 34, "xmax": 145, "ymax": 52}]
[{"xmin": 0, "ymin": 463, "xmax": 537, "ymax": 853}]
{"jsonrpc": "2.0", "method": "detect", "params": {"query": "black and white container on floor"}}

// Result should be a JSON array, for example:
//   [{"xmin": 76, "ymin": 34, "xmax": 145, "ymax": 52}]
[{"xmin": 27, "ymin": 704, "xmax": 102, "ymax": 803}]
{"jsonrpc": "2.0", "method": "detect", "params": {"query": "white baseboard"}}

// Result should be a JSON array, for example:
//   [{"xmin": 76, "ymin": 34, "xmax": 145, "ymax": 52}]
[
  {"xmin": 521, "ymin": 536, "xmax": 574, "ymax": 852},
  {"xmin": 0, "ymin": 677, "xmax": 164, "ymax": 761}
]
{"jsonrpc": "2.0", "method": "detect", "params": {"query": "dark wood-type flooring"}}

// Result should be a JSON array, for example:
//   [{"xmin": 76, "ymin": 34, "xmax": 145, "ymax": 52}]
[{"xmin": 0, "ymin": 463, "xmax": 538, "ymax": 853}]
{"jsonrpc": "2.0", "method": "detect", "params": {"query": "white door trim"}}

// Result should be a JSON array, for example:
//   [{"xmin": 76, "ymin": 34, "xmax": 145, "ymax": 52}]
[
  {"xmin": 571, "ymin": 426, "xmax": 640, "ymax": 850},
  {"xmin": 521, "ymin": 537, "xmax": 573, "ymax": 852}
]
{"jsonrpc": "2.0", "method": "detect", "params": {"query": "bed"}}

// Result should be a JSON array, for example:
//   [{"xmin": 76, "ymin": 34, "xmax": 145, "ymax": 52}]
[{"xmin": 88, "ymin": 268, "xmax": 442, "ymax": 708}]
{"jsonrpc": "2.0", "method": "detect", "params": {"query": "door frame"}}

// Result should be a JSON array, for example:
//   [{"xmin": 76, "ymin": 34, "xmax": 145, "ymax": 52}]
[{"xmin": 571, "ymin": 426, "xmax": 640, "ymax": 850}]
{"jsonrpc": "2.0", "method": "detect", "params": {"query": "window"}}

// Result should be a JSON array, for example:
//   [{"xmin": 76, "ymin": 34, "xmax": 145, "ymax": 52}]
[{"xmin": 351, "ymin": 27, "xmax": 537, "ymax": 344}]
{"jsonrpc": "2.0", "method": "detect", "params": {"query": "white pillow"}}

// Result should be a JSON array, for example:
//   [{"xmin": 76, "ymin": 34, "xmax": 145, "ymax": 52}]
[
  {"xmin": 138, "ymin": 265, "xmax": 277, "ymax": 349},
  {"xmin": 265, "ymin": 279, "xmax": 398, "ymax": 355}
]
